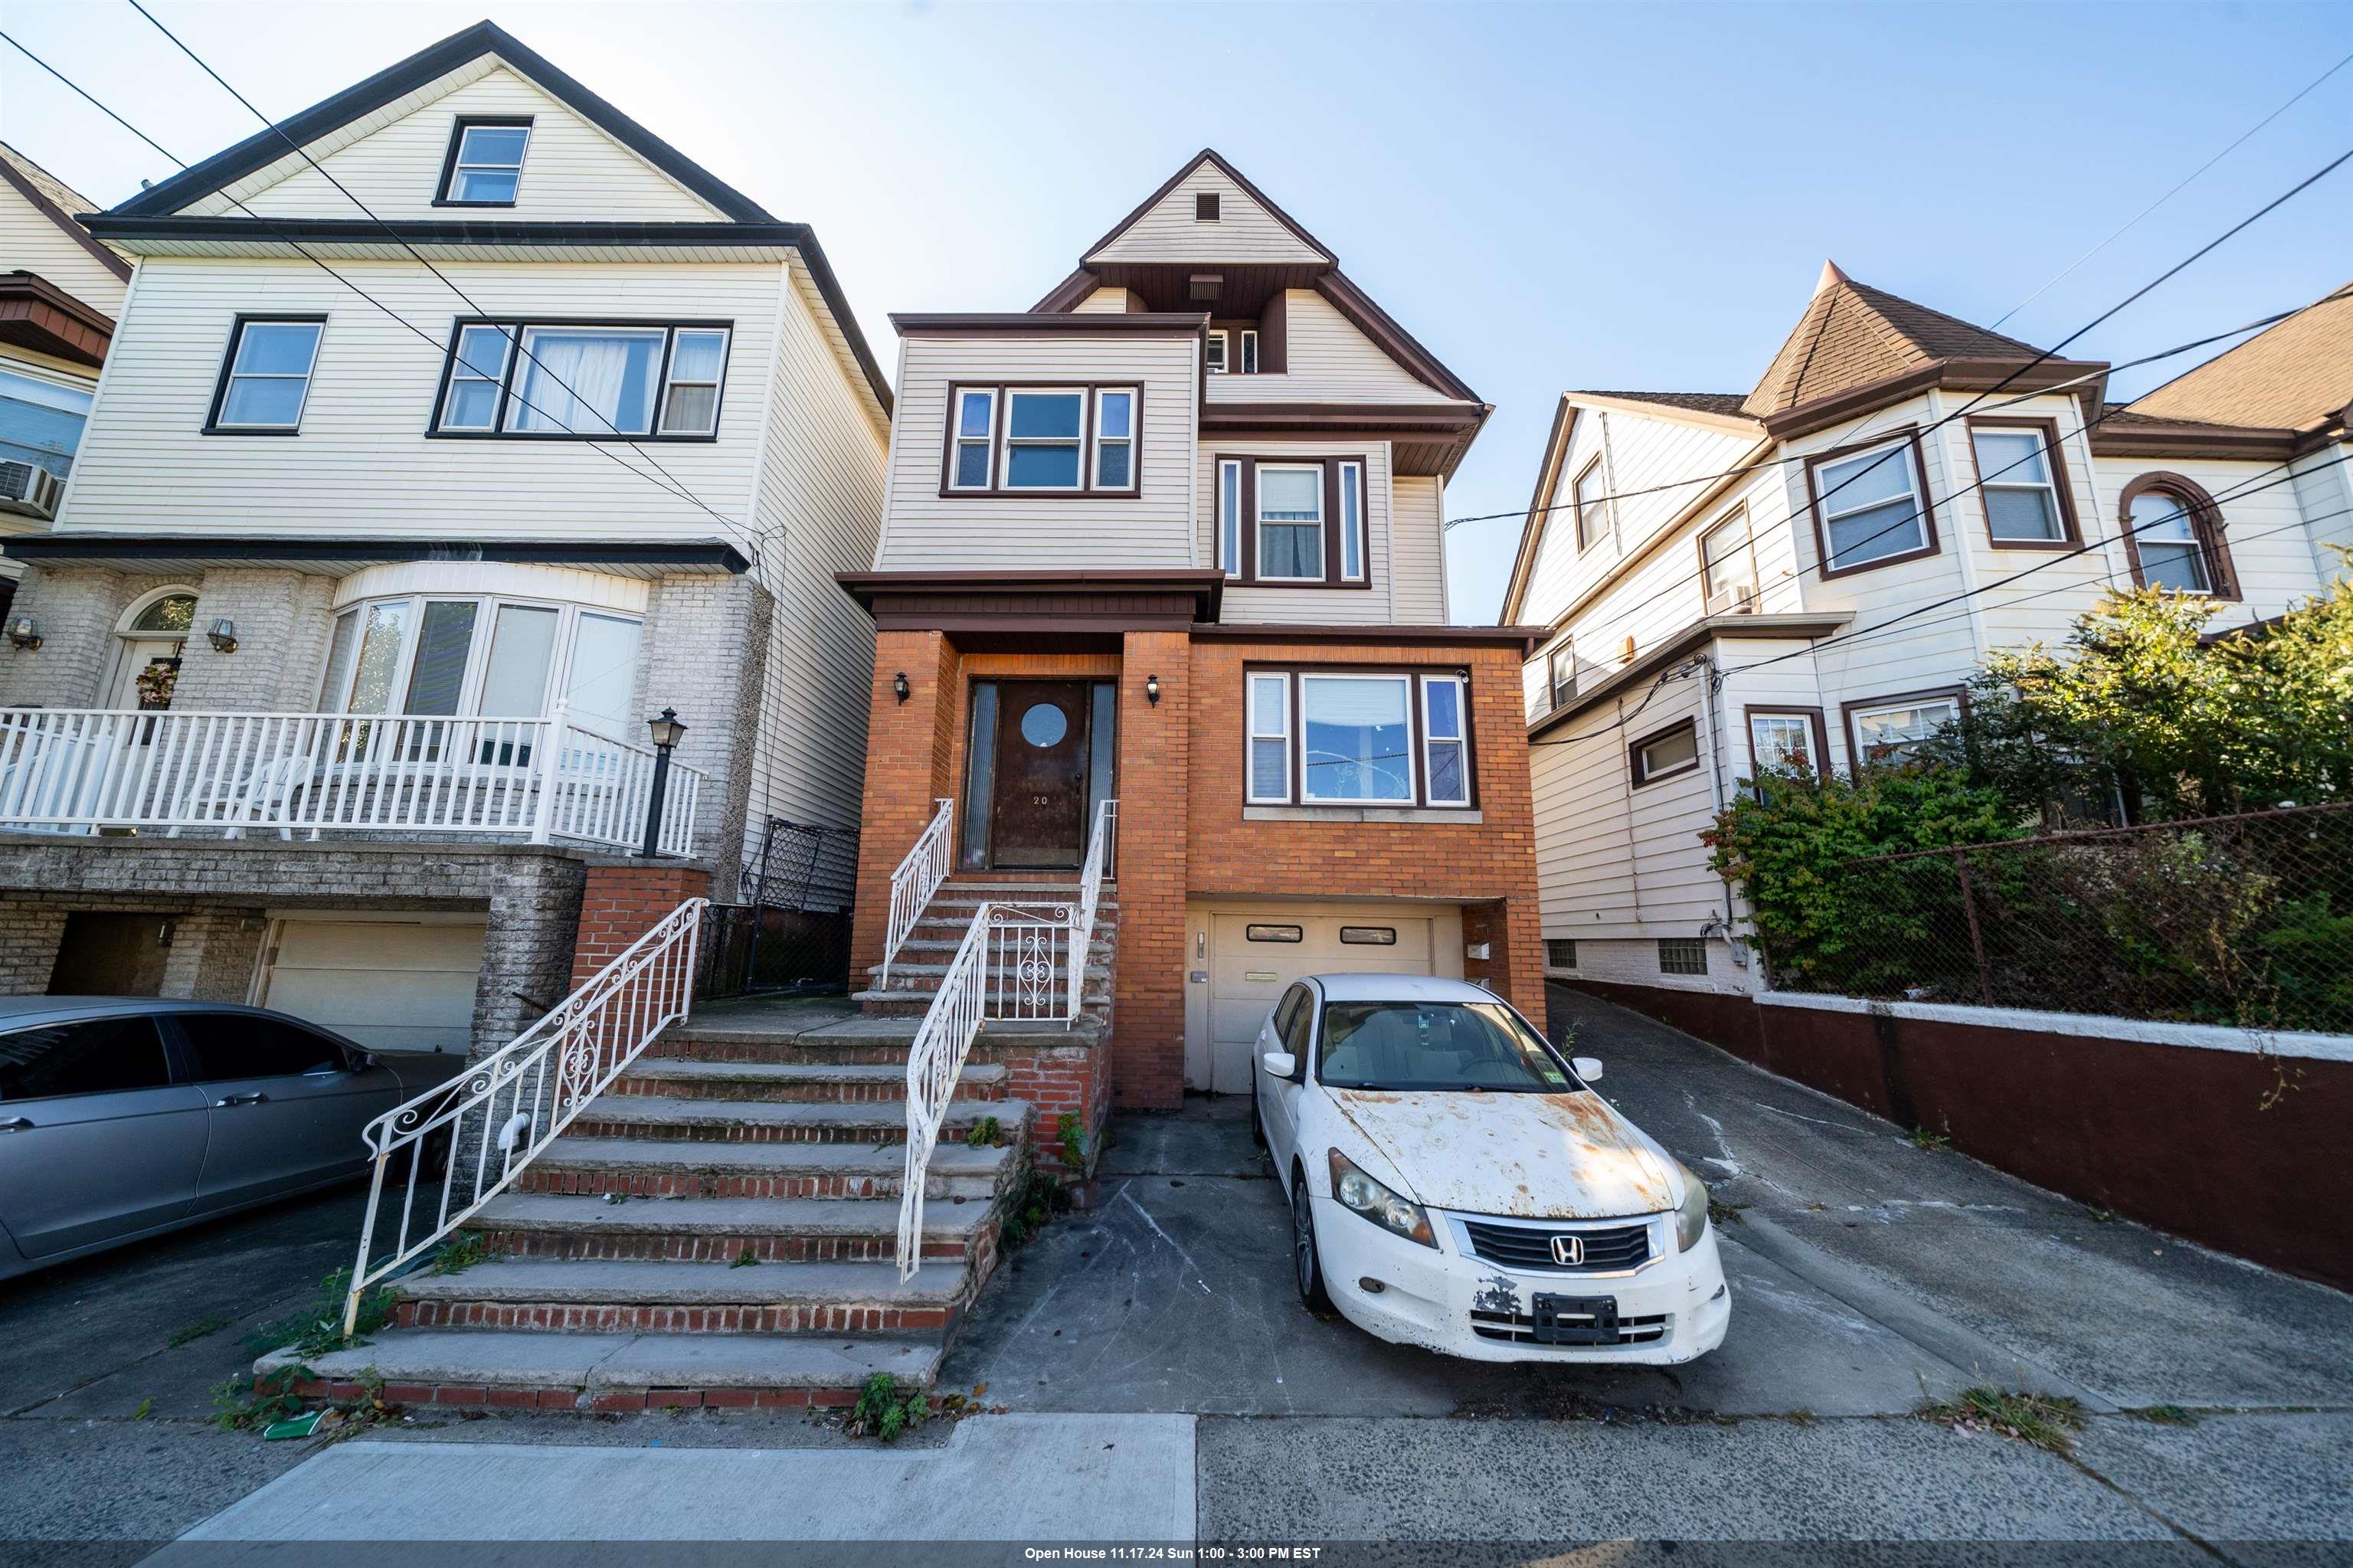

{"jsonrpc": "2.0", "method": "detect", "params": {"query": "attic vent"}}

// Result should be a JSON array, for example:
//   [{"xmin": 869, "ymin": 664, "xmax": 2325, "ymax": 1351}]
[
  {"xmin": 1195, "ymin": 192, "xmax": 1219, "ymax": 221},
  {"xmin": 427, "ymin": 545, "xmax": 486, "ymax": 562},
  {"xmin": 1188, "ymin": 273, "xmax": 1222, "ymax": 303}
]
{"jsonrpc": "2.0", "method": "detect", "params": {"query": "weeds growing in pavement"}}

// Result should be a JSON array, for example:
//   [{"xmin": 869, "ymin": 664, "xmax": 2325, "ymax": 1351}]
[
  {"xmin": 964, "ymin": 1116, "xmax": 1003, "ymax": 1149},
  {"xmin": 1917, "ymin": 1386, "xmax": 2086, "ymax": 1455},
  {"xmin": 2132, "ymin": 1404, "xmax": 2203, "ymax": 1426},
  {"xmin": 849, "ymin": 1373, "xmax": 929, "ymax": 1443},
  {"xmin": 167, "ymin": 1314, "xmax": 231, "ymax": 1348},
  {"xmin": 239, "ymin": 1267, "xmax": 395, "ymax": 1360},
  {"xmin": 1055, "ymin": 1112, "xmax": 1087, "ymax": 1171},
  {"xmin": 428, "ymin": 1233, "xmax": 490, "ymax": 1275},
  {"xmin": 1908, "ymin": 1128, "xmax": 1952, "ymax": 1152}
]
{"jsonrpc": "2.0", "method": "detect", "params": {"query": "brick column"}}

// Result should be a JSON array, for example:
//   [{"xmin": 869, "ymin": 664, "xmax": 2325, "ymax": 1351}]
[
  {"xmin": 847, "ymin": 629, "xmax": 961, "ymax": 980},
  {"xmin": 1111, "ymin": 631, "xmax": 1188, "ymax": 1111},
  {"xmin": 569, "ymin": 860, "xmax": 712, "ymax": 989}
]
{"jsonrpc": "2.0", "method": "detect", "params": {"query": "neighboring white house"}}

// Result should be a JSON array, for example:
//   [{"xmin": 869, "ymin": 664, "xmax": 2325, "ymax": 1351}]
[
  {"xmin": 1502, "ymin": 265, "xmax": 2352, "ymax": 1005},
  {"xmin": 0, "ymin": 140, "xmax": 134, "ymax": 610},
  {"xmin": 0, "ymin": 21, "xmax": 889, "ymax": 1050}
]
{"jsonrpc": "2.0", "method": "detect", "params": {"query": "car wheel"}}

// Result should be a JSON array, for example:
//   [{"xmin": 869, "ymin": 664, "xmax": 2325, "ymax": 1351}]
[
  {"xmin": 1250, "ymin": 1075, "xmax": 1267, "ymax": 1149},
  {"xmin": 1291, "ymin": 1161, "xmax": 1334, "ymax": 1313}
]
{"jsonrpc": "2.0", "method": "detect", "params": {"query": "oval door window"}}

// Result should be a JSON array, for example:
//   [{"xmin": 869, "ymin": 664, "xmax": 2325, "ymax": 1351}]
[{"xmin": 1019, "ymin": 702, "xmax": 1069, "ymax": 748}]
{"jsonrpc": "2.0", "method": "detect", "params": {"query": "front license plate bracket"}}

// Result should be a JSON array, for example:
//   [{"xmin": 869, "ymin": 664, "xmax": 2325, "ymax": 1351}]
[{"xmin": 1530, "ymin": 1292, "xmax": 1620, "ymax": 1345}]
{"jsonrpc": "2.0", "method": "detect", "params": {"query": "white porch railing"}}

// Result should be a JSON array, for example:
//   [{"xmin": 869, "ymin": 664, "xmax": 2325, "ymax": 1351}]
[
  {"xmin": 879, "ymin": 797, "xmax": 954, "ymax": 988},
  {"xmin": 0, "ymin": 703, "xmax": 703, "ymax": 854},
  {"xmin": 340, "ymin": 897, "xmax": 706, "ymax": 1335},
  {"xmin": 896, "ymin": 798, "xmax": 1116, "ymax": 1279}
]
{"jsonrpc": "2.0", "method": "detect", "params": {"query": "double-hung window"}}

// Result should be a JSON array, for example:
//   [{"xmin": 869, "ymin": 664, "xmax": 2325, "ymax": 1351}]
[
  {"xmin": 943, "ymin": 384, "xmax": 1138, "ymax": 495},
  {"xmin": 1572, "ymin": 456, "xmax": 1611, "ymax": 551},
  {"xmin": 208, "ymin": 317, "xmax": 325, "ymax": 433},
  {"xmin": 1213, "ymin": 456, "xmax": 1370, "ymax": 586},
  {"xmin": 1246, "ymin": 668, "xmax": 1474, "ymax": 809},
  {"xmin": 1256, "ymin": 465, "xmax": 1324, "ymax": 580},
  {"xmin": 433, "ymin": 321, "xmax": 731, "ymax": 439},
  {"xmin": 1969, "ymin": 420, "xmax": 2072, "ymax": 545},
  {"xmin": 1546, "ymin": 640, "xmax": 1577, "ymax": 711},
  {"xmin": 1700, "ymin": 510, "xmax": 1757, "ymax": 611},
  {"xmin": 1811, "ymin": 435, "xmax": 1934, "ymax": 572},
  {"xmin": 437, "ymin": 118, "xmax": 532, "ymax": 205},
  {"xmin": 1847, "ymin": 693, "xmax": 1961, "ymax": 767},
  {"xmin": 2126, "ymin": 484, "xmax": 2228, "ymax": 595}
]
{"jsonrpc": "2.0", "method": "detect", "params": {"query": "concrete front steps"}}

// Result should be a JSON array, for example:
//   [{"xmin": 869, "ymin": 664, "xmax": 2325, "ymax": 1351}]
[
  {"xmin": 853, "ymin": 879, "xmax": 1118, "ymax": 1020},
  {"xmin": 265, "ymin": 998, "xmax": 1049, "ymax": 1413}
]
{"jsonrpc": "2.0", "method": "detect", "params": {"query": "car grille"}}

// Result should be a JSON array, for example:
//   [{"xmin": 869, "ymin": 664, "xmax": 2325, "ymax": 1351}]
[
  {"xmin": 1470, "ymin": 1308, "xmax": 1668, "ymax": 1347},
  {"xmin": 1461, "ymin": 1219, "xmax": 1651, "ymax": 1273}
]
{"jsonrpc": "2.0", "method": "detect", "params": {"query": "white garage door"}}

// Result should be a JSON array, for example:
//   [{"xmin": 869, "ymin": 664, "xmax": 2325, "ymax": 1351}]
[
  {"xmin": 1206, "ymin": 912, "xmax": 1435, "ymax": 1093},
  {"xmin": 260, "ymin": 918, "xmax": 486, "ymax": 1054}
]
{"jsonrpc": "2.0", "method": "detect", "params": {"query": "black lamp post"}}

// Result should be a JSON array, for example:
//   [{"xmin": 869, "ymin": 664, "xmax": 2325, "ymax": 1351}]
[{"xmin": 641, "ymin": 707, "xmax": 688, "ymax": 858}]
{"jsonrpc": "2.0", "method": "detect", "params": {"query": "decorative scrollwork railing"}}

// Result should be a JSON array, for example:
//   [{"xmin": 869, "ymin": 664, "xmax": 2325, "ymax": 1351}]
[
  {"xmin": 341, "ymin": 898, "xmax": 707, "ymax": 1334},
  {"xmin": 880, "ymin": 797, "xmax": 954, "ymax": 990}
]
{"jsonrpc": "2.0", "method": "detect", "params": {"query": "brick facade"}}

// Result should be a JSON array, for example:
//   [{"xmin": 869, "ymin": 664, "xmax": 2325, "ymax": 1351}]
[
  {"xmin": 569, "ymin": 859, "xmax": 715, "ymax": 990},
  {"xmin": 169, "ymin": 568, "xmax": 339, "ymax": 712}
]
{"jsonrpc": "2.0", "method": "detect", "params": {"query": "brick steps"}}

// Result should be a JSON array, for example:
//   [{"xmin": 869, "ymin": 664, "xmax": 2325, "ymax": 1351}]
[
  {"xmin": 515, "ymin": 1138, "xmax": 1009, "ymax": 1200},
  {"xmin": 466, "ymin": 1192, "xmax": 986, "ymax": 1264},
  {"xmin": 608, "ymin": 1059, "xmax": 1010, "ymax": 1103},
  {"xmin": 391, "ymin": 1259, "xmax": 967, "ymax": 1334},
  {"xmin": 569, "ymin": 1093, "xmax": 1029, "ymax": 1145}
]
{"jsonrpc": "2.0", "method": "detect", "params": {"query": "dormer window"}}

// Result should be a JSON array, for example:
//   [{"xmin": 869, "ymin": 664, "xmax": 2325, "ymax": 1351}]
[
  {"xmin": 437, "ymin": 117, "xmax": 532, "ymax": 206},
  {"xmin": 941, "ymin": 383, "xmax": 1141, "ymax": 496}
]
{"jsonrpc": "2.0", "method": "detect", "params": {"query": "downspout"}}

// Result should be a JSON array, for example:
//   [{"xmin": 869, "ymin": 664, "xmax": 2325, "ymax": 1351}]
[{"xmin": 1695, "ymin": 651, "xmax": 1747, "ymax": 972}]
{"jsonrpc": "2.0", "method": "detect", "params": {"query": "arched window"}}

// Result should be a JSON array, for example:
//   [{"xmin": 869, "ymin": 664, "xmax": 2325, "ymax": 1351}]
[
  {"xmin": 126, "ymin": 592, "xmax": 197, "ymax": 633},
  {"xmin": 2119, "ymin": 473, "xmax": 2237, "ymax": 601},
  {"xmin": 108, "ymin": 588, "xmax": 200, "ymax": 711}
]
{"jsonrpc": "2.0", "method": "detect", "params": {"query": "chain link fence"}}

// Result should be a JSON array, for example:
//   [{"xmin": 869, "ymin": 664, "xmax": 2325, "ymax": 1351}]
[
  {"xmin": 699, "ymin": 817, "xmax": 861, "ymax": 1000},
  {"xmin": 1756, "ymin": 802, "xmax": 2353, "ymax": 1035}
]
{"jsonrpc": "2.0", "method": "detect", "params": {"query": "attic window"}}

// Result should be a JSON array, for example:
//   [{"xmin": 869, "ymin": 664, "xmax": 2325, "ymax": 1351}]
[
  {"xmin": 437, "ymin": 117, "xmax": 532, "ymax": 206},
  {"xmin": 1196, "ymin": 192, "xmax": 1220, "ymax": 221}
]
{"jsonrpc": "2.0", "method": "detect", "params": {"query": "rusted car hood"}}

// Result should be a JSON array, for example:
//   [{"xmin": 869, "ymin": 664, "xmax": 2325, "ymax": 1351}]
[{"xmin": 1329, "ymin": 1088, "xmax": 1678, "ymax": 1219}]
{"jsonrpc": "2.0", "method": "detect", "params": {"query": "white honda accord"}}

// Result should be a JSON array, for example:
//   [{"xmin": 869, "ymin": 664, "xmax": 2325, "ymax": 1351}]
[{"xmin": 1253, "ymin": 973, "xmax": 1729, "ymax": 1363}]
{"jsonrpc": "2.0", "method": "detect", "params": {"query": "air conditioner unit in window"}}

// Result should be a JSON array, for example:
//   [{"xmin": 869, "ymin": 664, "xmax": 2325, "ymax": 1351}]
[
  {"xmin": 1706, "ymin": 584, "xmax": 1759, "ymax": 616},
  {"xmin": 0, "ymin": 463, "xmax": 62, "ymax": 522}
]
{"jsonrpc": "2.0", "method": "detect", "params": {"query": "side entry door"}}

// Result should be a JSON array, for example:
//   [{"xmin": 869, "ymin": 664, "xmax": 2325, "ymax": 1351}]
[{"xmin": 0, "ymin": 1013, "xmax": 208, "ymax": 1256}]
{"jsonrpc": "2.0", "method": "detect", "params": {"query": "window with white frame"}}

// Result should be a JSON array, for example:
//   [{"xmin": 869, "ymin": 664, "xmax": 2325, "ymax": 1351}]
[
  {"xmin": 433, "ymin": 321, "xmax": 731, "ymax": 439},
  {"xmin": 1256, "ymin": 465, "xmax": 1324, "ymax": 580},
  {"xmin": 1747, "ymin": 709, "xmax": 1821, "ymax": 781},
  {"xmin": 1629, "ymin": 719, "xmax": 1700, "ymax": 787},
  {"xmin": 317, "ymin": 594, "xmax": 643, "ymax": 735},
  {"xmin": 1701, "ymin": 510, "xmax": 1757, "ymax": 611},
  {"xmin": 1239, "ymin": 329, "xmax": 1260, "ymax": 375},
  {"xmin": 208, "ymin": 318, "xmax": 324, "ymax": 432},
  {"xmin": 1337, "ymin": 460, "xmax": 1365, "ymax": 581},
  {"xmin": 944, "ymin": 385, "xmax": 1137, "ymax": 494},
  {"xmin": 1811, "ymin": 437, "xmax": 1931, "ymax": 571},
  {"xmin": 1093, "ymin": 388, "xmax": 1134, "ymax": 489},
  {"xmin": 438, "ymin": 119, "xmax": 532, "ymax": 205},
  {"xmin": 1971, "ymin": 423, "xmax": 2067, "ymax": 542},
  {"xmin": 1205, "ymin": 331, "xmax": 1228, "ymax": 375},
  {"xmin": 0, "ymin": 365, "xmax": 94, "ymax": 477},
  {"xmin": 1546, "ymin": 640, "xmax": 1577, "ymax": 711},
  {"xmin": 1218, "ymin": 459, "xmax": 1243, "ymax": 577},
  {"xmin": 1247, "ymin": 669, "xmax": 1474, "ymax": 809},
  {"xmin": 1849, "ymin": 695, "xmax": 1960, "ymax": 766},
  {"xmin": 1572, "ymin": 456, "xmax": 1610, "ymax": 551}
]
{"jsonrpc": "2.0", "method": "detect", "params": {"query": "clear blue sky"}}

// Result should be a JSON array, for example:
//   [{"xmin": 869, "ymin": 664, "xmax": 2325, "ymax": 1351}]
[{"xmin": 6, "ymin": 2, "xmax": 2350, "ymax": 621}]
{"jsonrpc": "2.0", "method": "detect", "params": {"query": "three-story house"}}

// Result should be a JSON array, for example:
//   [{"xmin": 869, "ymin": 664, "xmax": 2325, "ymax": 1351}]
[{"xmin": 0, "ymin": 21, "xmax": 889, "ymax": 1052}]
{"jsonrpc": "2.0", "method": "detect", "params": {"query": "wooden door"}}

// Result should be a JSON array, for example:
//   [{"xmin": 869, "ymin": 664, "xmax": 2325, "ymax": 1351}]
[{"xmin": 988, "ymin": 682, "xmax": 1090, "ymax": 869}]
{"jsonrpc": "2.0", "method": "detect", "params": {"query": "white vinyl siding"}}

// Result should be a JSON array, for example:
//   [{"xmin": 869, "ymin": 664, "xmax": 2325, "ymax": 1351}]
[
  {"xmin": 195, "ymin": 64, "xmax": 723, "ymax": 223},
  {"xmin": 1072, "ymin": 288, "xmax": 1137, "ymax": 314},
  {"xmin": 0, "ymin": 170, "xmax": 128, "ymax": 318},
  {"xmin": 58, "ymin": 256, "xmax": 780, "ymax": 540},
  {"xmin": 1203, "ymin": 290, "xmax": 1450, "ymax": 405},
  {"xmin": 1199, "ymin": 441, "xmax": 1434, "ymax": 625},
  {"xmin": 1086, "ymin": 162, "xmax": 1325, "ymax": 266}
]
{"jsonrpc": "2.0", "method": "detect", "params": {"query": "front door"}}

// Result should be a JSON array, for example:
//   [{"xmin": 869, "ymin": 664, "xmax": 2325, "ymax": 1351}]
[{"xmin": 988, "ymin": 682, "xmax": 1090, "ymax": 869}]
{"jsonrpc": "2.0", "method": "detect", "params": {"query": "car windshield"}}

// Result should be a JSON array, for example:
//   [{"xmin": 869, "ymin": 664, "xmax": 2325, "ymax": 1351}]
[{"xmin": 1316, "ymin": 1000, "xmax": 1579, "ymax": 1092}]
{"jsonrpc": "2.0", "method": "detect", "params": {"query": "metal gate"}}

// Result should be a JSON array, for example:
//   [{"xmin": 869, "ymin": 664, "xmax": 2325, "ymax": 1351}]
[{"xmin": 699, "ymin": 817, "xmax": 860, "ymax": 1000}]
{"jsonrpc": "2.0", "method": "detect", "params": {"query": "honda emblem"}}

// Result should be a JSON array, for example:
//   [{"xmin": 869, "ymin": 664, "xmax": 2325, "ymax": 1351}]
[{"xmin": 1550, "ymin": 1234, "xmax": 1585, "ymax": 1267}]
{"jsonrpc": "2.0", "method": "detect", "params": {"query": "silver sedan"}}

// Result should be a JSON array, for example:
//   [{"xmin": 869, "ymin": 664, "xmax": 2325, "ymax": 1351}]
[{"xmin": 0, "ymin": 997, "xmax": 464, "ymax": 1279}]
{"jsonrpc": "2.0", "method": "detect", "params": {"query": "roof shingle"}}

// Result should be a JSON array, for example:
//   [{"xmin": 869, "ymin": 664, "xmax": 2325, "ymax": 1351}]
[
  {"xmin": 1743, "ymin": 274, "xmax": 2050, "ymax": 418},
  {"xmin": 2126, "ymin": 282, "xmax": 2352, "ymax": 432}
]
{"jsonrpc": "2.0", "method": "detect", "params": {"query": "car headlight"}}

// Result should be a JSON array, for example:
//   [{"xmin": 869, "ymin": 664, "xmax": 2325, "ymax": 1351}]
[
  {"xmin": 1674, "ymin": 1160, "xmax": 1709, "ymax": 1252},
  {"xmin": 1327, "ymin": 1147, "xmax": 1437, "ymax": 1249}
]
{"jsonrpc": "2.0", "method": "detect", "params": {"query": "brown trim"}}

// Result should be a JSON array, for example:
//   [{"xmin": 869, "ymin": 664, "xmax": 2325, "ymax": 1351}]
[
  {"xmin": 1193, "ymin": 621, "xmax": 1543, "ymax": 652},
  {"xmin": 1075, "ymin": 149, "xmax": 1338, "ymax": 267},
  {"xmin": 1199, "ymin": 401, "xmax": 1481, "ymax": 433},
  {"xmin": 1740, "ymin": 704, "xmax": 1831, "ymax": 782},
  {"xmin": 2089, "ymin": 421, "xmax": 2299, "ymax": 463},
  {"xmin": 1528, "ymin": 612, "xmax": 1851, "ymax": 735},
  {"xmin": 938, "ymin": 382, "xmax": 1142, "ymax": 499},
  {"xmin": 1500, "ymin": 398, "xmax": 1578, "ymax": 626},
  {"xmin": 1962, "ymin": 414, "xmax": 2083, "ymax": 551},
  {"xmin": 1628, "ymin": 717, "xmax": 1701, "ymax": 790},
  {"xmin": 1761, "ymin": 357, "xmax": 2108, "ymax": 444},
  {"xmin": 1570, "ymin": 453, "xmax": 1609, "ymax": 555},
  {"xmin": 1243, "ymin": 661, "xmax": 1478, "ymax": 810},
  {"xmin": 1214, "ymin": 453, "xmax": 1371, "ymax": 589},
  {"xmin": 1029, "ymin": 268, "xmax": 1099, "ymax": 314},
  {"xmin": 2116, "ymin": 472, "xmax": 2241, "ymax": 602},
  {"xmin": 892, "ymin": 312, "xmax": 1209, "ymax": 337},
  {"xmin": 0, "ymin": 271, "xmax": 113, "ymax": 366},
  {"xmin": 1260, "ymin": 289, "xmax": 1288, "ymax": 375},
  {"xmin": 836, "ymin": 569, "xmax": 1224, "ymax": 625},
  {"xmin": 1694, "ymin": 503, "xmax": 1760, "ymax": 611},
  {"xmin": 1312, "ymin": 271, "xmax": 1481, "ymax": 402},
  {"xmin": 0, "ymin": 158, "xmax": 132, "ymax": 284},
  {"xmin": 1803, "ymin": 426, "xmax": 1942, "ymax": 579},
  {"xmin": 1840, "ymin": 686, "xmax": 1968, "ymax": 774}
]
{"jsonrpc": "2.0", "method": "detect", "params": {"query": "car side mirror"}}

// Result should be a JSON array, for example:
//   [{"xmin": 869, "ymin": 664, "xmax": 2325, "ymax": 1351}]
[
  {"xmin": 1572, "ymin": 1056, "xmax": 1604, "ymax": 1082},
  {"xmin": 1261, "ymin": 1050, "xmax": 1297, "ymax": 1081}
]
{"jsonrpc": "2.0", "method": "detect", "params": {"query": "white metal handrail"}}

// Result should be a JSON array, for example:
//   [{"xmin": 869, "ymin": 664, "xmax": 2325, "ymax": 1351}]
[
  {"xmin": 1068, "ymin": 797, "xmax": 1118, "ymax": 1023},
  {"xmin": 880, "ymin": 797, "xmax": 954, "ymax": 989},
  {"xmin": 341, "ymin": 897, "xmax": 707, "ymax": 1334},
  {"xmin": 0, "ymin": 704, "xmax": 704, "ymax": 853}
]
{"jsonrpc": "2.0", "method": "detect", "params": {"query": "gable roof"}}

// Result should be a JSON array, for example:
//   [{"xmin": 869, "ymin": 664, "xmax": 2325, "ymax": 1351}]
[
  {"xmin": 0, "ymin": 140, "xmax": 132, "ymax": 286},
  {"xmin": 2125, "ymin": 280, "xmax": 2352, "ymax": 434},
  {"xmin": 1743, "ymin": 264, "xmax": 2053, "ymax": 418},
  {"xmin": 1077, "ymin": 148, "xmax": 1336, "ymax": 267},
  {"xmin": 113, "ymin": 21, "xmax": 767, "ymax": 222},
  {"xmin": 1566, "ymin": 389, "xmax": 1755, "ymax": 424}
]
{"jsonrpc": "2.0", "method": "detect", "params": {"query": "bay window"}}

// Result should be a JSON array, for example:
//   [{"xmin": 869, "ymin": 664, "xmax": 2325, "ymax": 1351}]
[
  {"xmin": 317, "ymin": 594, "xmax": 643, "ymax": 735},
  {"xmin": 1245, "ymin": 668, "xmax": 1474, "ymax": 809},
  {"xmin": 1808, "ymin": 434, "xmax": 1937, "ymax": 574},
  {"xmin": 1212, "ymin": 455, "xmax": 1373, "ymax": 587},
  {"xmin": 1968, "ymin": 417, "xmax": 2076, "ymax": 545},
  {"xmin": 940, "ymin": 383, "xmax": 1140, "ymax": 495},
  {"xmin": 430, "ymin": 319, "xmax": 731, "ymax": 440}
]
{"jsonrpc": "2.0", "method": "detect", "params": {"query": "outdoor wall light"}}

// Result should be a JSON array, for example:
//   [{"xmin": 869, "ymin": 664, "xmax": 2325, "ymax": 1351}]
[
  {"xmin": 892, "ymin": 671, "xmax": 910, "ymax": 704},
  {"xmin": 5, "ymin": 617, "xmax": 38, "ymax": 651},
  {"xmin": 1145, "ymin": 673, "xmax": 1161, "ymax": 705},
  {"xmin": 205, "ymin": 618, "xmax": 238, "ymax": 654}
]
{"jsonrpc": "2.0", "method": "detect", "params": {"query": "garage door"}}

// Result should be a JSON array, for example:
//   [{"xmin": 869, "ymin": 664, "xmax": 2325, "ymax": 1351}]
[
  {"xmin": 1206, "ymin": 912, "xmax": 1434, "ymax": 1093},
  {"xmin": 259, "ymin": 918, "xmax": 486, "ymax": 1054}
]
